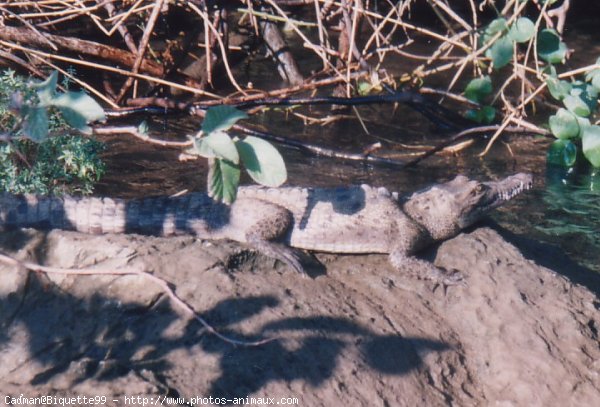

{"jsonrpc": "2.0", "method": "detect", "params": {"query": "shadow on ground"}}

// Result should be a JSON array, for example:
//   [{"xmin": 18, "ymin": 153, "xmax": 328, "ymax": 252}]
[{"xmin": 0, "ymin": 272, "xmax": 449, "ymax": 397}]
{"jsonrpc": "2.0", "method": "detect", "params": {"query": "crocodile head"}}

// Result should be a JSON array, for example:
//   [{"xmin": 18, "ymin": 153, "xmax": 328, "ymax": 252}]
[{"xmin": 402, "ymin": 173, "xmax": 533, "ymax": 240}]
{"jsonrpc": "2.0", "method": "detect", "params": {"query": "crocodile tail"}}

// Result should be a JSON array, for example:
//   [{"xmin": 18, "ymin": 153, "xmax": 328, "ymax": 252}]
[
  {"xmin": 0, "ymin": 193, "xmax": 226, "ymax": 236},
  {"xmin": 0, "ymin": 194, "xmax": 127, "ymax": 234}
]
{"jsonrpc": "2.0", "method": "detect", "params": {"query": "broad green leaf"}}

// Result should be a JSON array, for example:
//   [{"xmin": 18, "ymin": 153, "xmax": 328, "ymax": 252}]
[
  {"xmin": 546, "ymin": 77, "xmax": 571, "ymax": 101},
  {"xmin": 202, "ymin": 105, "xmax": 248, "ymax": 135},
  {"xmin": 52, "ymin": 91, "xmax": 106, "ymax": 133},
  {"xmin": 549, "ymin": 109, "xmax": 579, "ymax": 139},
  {"xmin": 563, "ymin": 94, "xmax": 591, "ymax": 117},
  {"xmin": 585, "ymin": 69, "xmax": 600, "ymax": 89},
  {"xmin": 577, "ymin": 116, "xmax": 591, "ymax": 129},
  {"xmin": 236, "ymin": 136, "xmax": 287, "ymax": 187},
  {"xmin": 32, "ymin": 71, "xmax": 58, "ymax": 106},
  {"xmin": 198, "ymin": 130, "xmax": 239, "ymax": 163},
  {"xmin": 571, "ymin": 80, "xmax": 599, "ymax": 98},
  {"xmin": 568, "ymin": 82, "xmax": 598, "ymax": 112},
  {"xmin": 465, "ymin": 76, "xmax": 492, "ymax": 103},
  {"xmin": 547, "ymin": 139, "xmax": 577, "ymax": 167},
  {"xmin": 207, "ymin": 158, "xmax": 241, "ymax": 204},
  {"xmin": 486, "ymin": 36, "xmax": 513, "ymax": 69},
  {"xmin": 484, "ymin": 18, "xmax": 508, "ymax": 37},
  {"xmin": 465, "ymin": 106, "xmax": 496, "ymax": 124},
  {"xmin": 508, "ymin": 17, "xmax": 535, "ymax": 43},
  {"xmin": 582, "ymin": 125, "xmax": 600, "ymax": 167},
  {"xmin": 21, "ymin": 106, "xmax": 49, "ymax": 142},
  {"xmin": 480, "ymin": 18, "xmax": 508, "ymax": 50},
  {"xmin": 480, "ymin": 105, "xmax": 496, "ymax": 123},
  {"xmin": 537, "ymin": 29, "xmax": 567, "ymax": 64}
]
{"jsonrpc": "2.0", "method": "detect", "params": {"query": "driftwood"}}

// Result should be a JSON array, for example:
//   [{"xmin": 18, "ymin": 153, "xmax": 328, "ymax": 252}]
[
  {"xmin": 0, "ymin": 25, "xmax": 163, "ymax": 76},
  {"xmin": 259, "ymin": 7, "xmax": 304, "ymax": 85}
]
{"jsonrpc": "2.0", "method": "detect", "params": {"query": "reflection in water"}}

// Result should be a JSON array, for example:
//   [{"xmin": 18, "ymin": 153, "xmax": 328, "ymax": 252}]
[{"xmin": 536, "ymin": 165, "xmax": 600, "ymax": 272}]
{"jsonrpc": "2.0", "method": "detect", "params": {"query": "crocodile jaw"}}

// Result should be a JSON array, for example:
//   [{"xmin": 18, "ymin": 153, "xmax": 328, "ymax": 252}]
[{"xmin": 457, "ymin": 172, "xmax": 533, "ymax": 228}]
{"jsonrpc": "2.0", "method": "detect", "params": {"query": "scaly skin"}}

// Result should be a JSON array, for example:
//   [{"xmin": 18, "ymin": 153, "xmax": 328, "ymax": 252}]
[{"xmin": 0, "ymin": 173, "xmax": 532, "ymax": 285}]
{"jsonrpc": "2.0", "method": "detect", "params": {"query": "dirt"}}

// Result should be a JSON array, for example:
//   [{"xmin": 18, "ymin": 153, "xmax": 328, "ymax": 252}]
[{"xmin": 0, "ymin": 225, "xmax": 598, "ymax": 406}]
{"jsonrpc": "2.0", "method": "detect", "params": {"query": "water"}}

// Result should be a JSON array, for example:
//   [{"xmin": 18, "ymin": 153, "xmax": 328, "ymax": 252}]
[{"xmin": 532, "ymin": 167, "xmax": 600, "ymax": 272}]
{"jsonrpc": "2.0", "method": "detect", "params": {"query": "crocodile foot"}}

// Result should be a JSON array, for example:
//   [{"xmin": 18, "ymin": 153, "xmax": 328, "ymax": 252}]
[{"xmin": 388, "ymin": 250, "xmax": 467, "ymax": 287}]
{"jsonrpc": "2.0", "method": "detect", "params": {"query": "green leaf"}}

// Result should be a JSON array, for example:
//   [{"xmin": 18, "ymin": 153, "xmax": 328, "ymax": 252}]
[
  {"xmin": 52, "ymin": 91, "xmax": 106, "ymax": 133},
  {"xmin": 585, "ymin": 69, "xmax": 600, "ymax": 89},
  {"xmin": 32, "ymin": 71, "xmax": 58, "ymax": 106},
  {"xmin": 465, "ymin": 76, "xmax": 492, "ymax": 103},
  {"xmin": 195, "ymin": 130, "xmax": 239, "ymax": 163},
  {"xmin": 570, "ymin": 82, "xmax": 599, "ymax": 112},
  {"xmin": 547, "ymin": 139, "xmax": 577, "ymax": 167},
  {"xmin": 486, "ymin": 35, "xmax": 513, "ymax": 69},
  {"xmin": 21, "ymin": 106, "xmax": 49, "ymax": 142},
  {"xmin": 537, "ymin": 29, "xmax": 567, "ymax": 64},
  {"xmin": 549, "ymin": 108, "xmax": 580, "ymax": 139},
  {"xmin": 207, "ymin": 158, "xmax": 240, "ymax": 204},
  {"xmin": 563, "ymin": 94, "xmax": 591, "ymax": 117},
  {"xmin": 546, "ymin": 77, "xmax": 572, "ymax": 101},
  {"xmin": 465, "ymin": 106, "xmax": 496, "ymax": 124},
  {"xmin": 480, "ymin": 105, "xmax": 496, "ymax": 123},
  {"xmin": 202, "ymin": 106, "xmax": 248, "ymax": 135},
  {"xmin": 508, "ymin": 17, "xmax": 535, "ymax": 43},
  {"xmin": 484, "ymin": 18, "xmax": 509, "ymax": 37},
  {"xmin": 577, "ymin": 116, "xmax": 591, "ymax": 129},
  {"xmin": 236, "ymin": 136, "xmax": 287, "ymax": 187},
  {"xmin": 582, "ymin": 125, "xmax": 600, "ymax": 167}
]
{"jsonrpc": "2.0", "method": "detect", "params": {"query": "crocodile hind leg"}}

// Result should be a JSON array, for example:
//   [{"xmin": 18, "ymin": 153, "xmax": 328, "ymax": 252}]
[
  {"xmin": 389, "ymin": 250, "xmax": 465, "ymax": 287},
  {"xmin": 233, "ymin": 199, "xmax": 304, "ymax": 274}
]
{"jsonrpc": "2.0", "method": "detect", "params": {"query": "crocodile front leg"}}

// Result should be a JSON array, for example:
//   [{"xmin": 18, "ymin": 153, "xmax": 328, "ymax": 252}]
[
  {"xmin": 232, "ymin": 199, "xmax": 304, "ymax": 274},
  {"xmin": 388, "ymin": 249, "xmax": 465, "ymax": 286}
]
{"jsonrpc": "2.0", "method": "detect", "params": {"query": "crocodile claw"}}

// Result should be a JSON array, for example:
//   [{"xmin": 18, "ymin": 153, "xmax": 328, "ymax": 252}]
[{"xmin": 441, "ymin": 270, "xmax": 466, "ymax": 286}]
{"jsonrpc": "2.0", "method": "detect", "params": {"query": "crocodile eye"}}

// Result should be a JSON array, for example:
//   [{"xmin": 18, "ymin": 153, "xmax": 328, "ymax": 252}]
[{"xmin": 475, "ymin": 185, "xmax": 484, "ymax": 193}]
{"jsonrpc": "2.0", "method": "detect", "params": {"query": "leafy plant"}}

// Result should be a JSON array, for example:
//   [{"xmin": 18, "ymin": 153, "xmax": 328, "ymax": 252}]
[
  {"xmin": 1, "ymin": 70, "xmax": 106, "ymax": 195},
  {"xmin": 463, "ymin": 11, "xmax": 600, "ymax": 169},
  {"xmin": 464, "ymin": 76, "xmax": 496, "ymax": 124},
  {"xmin": 186, "ymin": 105, "xmax": 287, "ymax": 203},
  {"xmin": 545, "ymin": 58, "xmax": 600, "ymax": 168},
  {"xmin": 0, "ymin": 135, "xmax": 105, "ymax": 195}
]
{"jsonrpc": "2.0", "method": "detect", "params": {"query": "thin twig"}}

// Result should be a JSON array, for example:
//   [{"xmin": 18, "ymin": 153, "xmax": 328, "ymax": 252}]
[
  {"xmin": 116, "ymin": 0, "xmax": 165, "ymax": 102},
  {"xmin": 0, "ymin": 251, "xmax": 272, "ymax": 347}
]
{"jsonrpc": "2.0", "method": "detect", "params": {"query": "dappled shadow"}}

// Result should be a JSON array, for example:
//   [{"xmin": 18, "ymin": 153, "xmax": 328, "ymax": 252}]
[
  {"xmin": 299, "ymin": 186, "xmax": 367, "ymax": 229},
  {"xmin": 200, "ymin": 316, "xmax": 450, "ymax": 398},
  {"xmin": 0, "ymin": 228, "xmax": 34, "ymax": 252},
  {"xmin": 0, "ymin": 272, "xmax": 451, "ymax": 397}
]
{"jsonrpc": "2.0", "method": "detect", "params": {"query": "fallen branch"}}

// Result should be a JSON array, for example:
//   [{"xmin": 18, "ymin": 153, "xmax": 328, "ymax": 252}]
[
  {"xmin": 0, "ymin": 25, "xmax": 164, "ymax": 76},
  {"xmin": 93, "ymin": 123, "xmax": 406, "ymax": 167},
  {"xmin": 111, "ymin": 90, "xmax": 474, "ymax": 131},
  {"xmin": 232, "ymin": 123, "xmax": 407, "ymax": 167}
]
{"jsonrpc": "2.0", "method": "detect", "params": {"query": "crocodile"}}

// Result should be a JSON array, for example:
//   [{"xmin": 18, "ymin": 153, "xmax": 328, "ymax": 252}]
[{"xmin": 0, "ymin": 173, "xmax": 532, "ymax": 285}]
